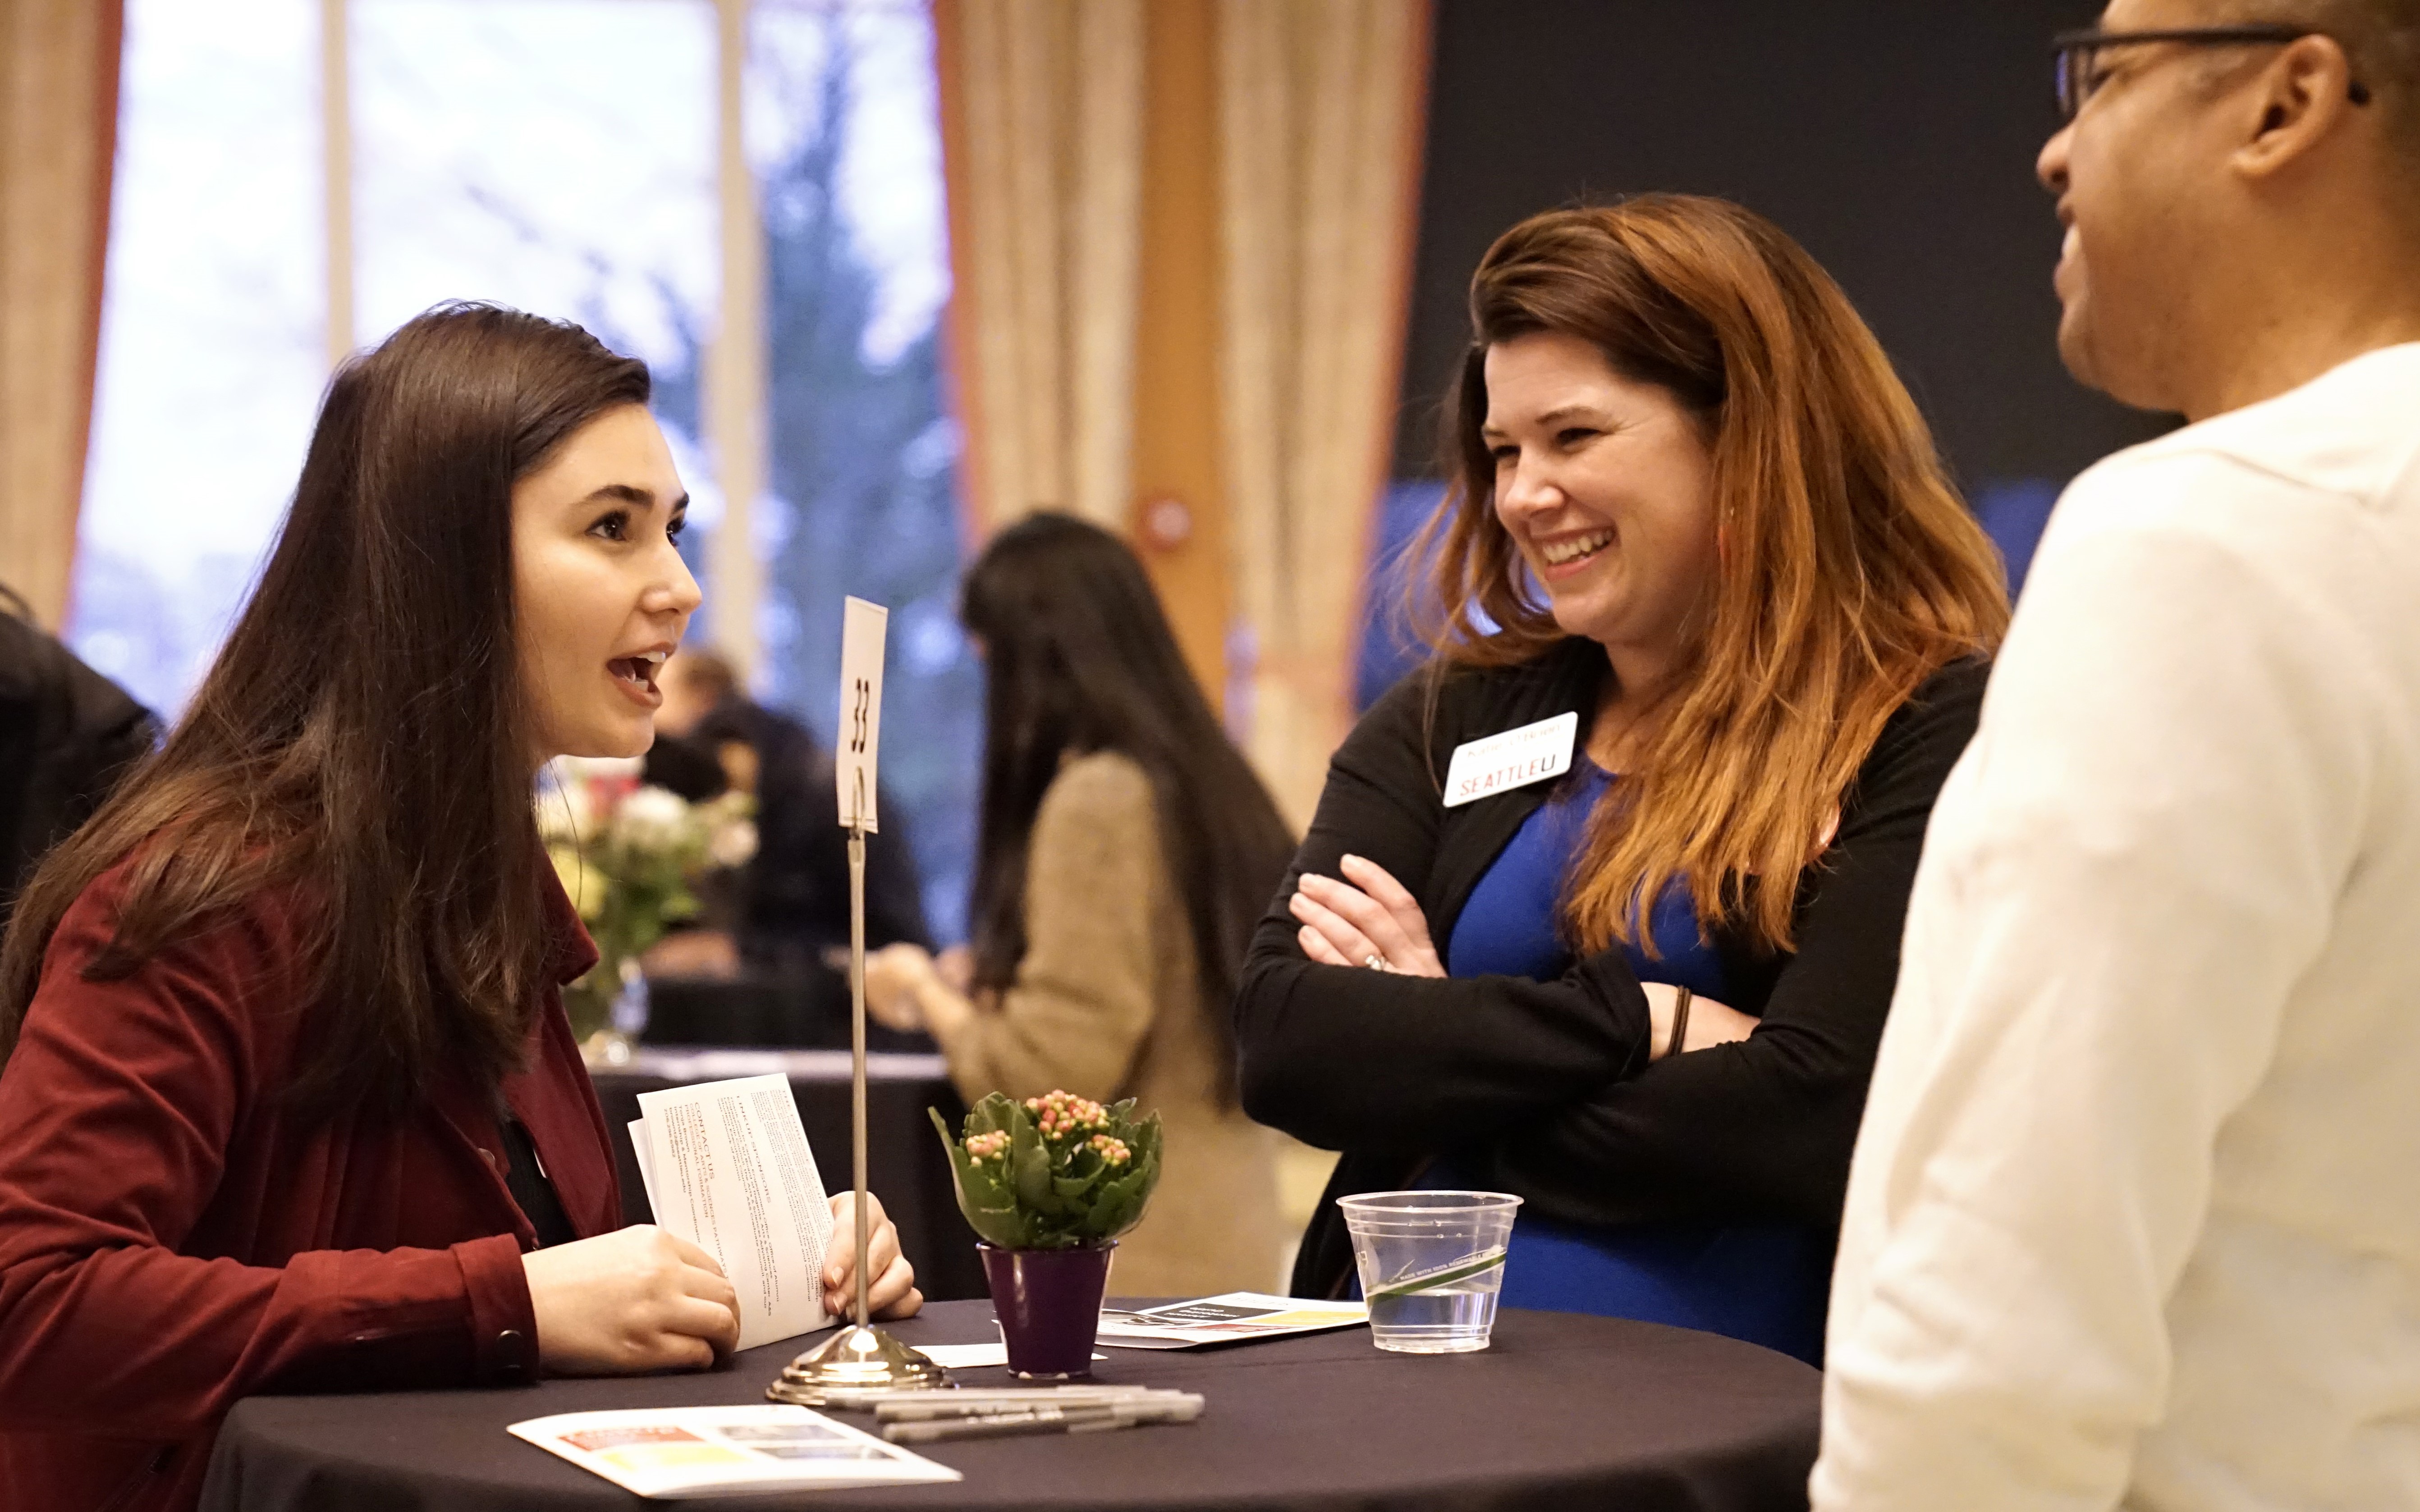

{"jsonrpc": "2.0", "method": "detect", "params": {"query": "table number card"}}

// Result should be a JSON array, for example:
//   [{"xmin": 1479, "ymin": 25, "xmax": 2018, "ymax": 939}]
[{"xmin": 835, "ymin": 597, "xmax": 887, "ymax": 832}]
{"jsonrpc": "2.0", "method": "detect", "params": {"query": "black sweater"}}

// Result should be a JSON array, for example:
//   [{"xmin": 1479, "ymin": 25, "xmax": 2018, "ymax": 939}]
[{"xmin": 1234, "ymin": 638, "xmax": 1988, "ymax": 1298}]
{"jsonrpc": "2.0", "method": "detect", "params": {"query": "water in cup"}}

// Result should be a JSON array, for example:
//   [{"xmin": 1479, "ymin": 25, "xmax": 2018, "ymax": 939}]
[{"xmin": 1336, "ymin": 1191, "xmax": 1521, "ymax": 1354}]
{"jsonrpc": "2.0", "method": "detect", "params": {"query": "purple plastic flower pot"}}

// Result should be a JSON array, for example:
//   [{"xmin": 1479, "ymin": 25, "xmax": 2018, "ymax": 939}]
[{"xmin": 979, "ymin": 1242, "xmax": 1117, "ymax": 1379}]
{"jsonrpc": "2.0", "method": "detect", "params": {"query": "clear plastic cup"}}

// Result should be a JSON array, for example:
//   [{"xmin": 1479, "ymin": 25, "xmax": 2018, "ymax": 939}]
[{"xmin": 1337, "ymin": 1190, "xmax": 1522, "ymax": 1354}]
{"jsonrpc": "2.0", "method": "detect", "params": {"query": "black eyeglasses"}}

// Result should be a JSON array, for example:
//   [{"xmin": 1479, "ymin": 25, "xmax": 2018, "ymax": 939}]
[{"xmin": 2053, "ymin": 23, "xmax": 2374, "ymax": 122}]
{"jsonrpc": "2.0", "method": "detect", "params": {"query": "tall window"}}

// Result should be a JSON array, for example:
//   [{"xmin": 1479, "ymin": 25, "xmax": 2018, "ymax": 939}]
[
  {"xmin": 74, "ymin": 0, "xmax": 976, "ymax": 938},
  {"xmin": 747, "ymin": 7, "xmax": 973, "ymax": 932},
  {"xmin": 77, "ymin": 0, "xmax": 322, "ymax": 722}
]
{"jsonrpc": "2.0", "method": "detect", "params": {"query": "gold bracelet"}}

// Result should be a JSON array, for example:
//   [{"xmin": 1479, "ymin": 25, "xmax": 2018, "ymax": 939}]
[{"xmin": 1665, "ymin": 986, "xmax": 1693, "ymax": 1059}]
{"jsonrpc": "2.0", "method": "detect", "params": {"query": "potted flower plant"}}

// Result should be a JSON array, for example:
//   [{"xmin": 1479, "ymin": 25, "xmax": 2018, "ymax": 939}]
[{"xmin": 930, "ymin": 1090, "xmax": 1163, "ymax": 1378}]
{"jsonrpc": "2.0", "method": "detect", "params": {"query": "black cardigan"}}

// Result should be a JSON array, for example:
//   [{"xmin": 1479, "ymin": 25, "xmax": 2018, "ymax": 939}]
[{"xmin": 1234, "ymin": 638, "xmax": 1988, "ymax": 1298}]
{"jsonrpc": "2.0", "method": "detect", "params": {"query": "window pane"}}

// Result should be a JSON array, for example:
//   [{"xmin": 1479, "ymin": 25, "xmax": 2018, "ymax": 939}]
[
  {"xmin": 73, "ymin": 0, "xmax": 324, "ymax": 715},
  {"xmin": 352, "ymin": 0, "xmax": 720, "ymax": 554},
  {"xmin": 750, "ymin": 2, "xmax": 974, "ymax": 941}
]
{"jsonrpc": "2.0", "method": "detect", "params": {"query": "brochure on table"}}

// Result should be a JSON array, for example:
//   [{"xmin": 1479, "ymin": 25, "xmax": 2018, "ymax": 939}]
[
  {"xmin": 1095, "ymin": 1292, "xmax": 1368, "ymax": 1350},
  {"xmin": 628, "ymin": 1073, "xmax": 834, "ymax": 1350},
  {"xmin": 511, "ymin": 1406, "xmax": 958, "ymax": 1498}
]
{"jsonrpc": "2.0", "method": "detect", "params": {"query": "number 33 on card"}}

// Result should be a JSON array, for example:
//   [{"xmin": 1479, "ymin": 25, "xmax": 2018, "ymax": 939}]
[
  {"xmin": 836, "ymin": 597, "xmax": 886, "ymax": 831},
  {"xmin": 1442, "ymin": 712, "xmax": 1578, "ymax": 808}
]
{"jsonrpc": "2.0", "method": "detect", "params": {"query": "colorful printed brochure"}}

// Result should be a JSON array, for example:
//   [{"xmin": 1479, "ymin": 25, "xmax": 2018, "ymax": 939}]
[
  {"xmin": 509, "ymin": 1405, "xmax": 960, "ymax": 1498},
  {"xmin": 1094, "ymin": 1292, "xmax": 1369, "ymax": 1350}
]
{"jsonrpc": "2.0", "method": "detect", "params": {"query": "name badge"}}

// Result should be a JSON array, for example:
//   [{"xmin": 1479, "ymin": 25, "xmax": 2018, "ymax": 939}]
[{"xmin": 1442, "ymin": 712, "xmax": 1579, "ymax": 808}]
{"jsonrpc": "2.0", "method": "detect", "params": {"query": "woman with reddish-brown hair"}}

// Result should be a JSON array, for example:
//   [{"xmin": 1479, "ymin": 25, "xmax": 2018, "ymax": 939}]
[{"xmin": 1234, "ymin": 195, "xmax": 2009, "ymax": 1364}]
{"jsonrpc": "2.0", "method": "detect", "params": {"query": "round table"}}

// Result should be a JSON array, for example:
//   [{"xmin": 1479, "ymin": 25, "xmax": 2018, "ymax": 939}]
[{"xmin": 200, "ymin": 1300, "xmax": 1820, "ymax": 1512}]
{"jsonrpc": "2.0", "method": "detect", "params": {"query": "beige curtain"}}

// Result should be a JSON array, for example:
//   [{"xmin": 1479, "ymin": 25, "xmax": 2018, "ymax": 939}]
[
  {"xmin": 936, "ymin": 0, "xmax": 1145, "ymax": 536},
  {"xmin": 1218, "ymin": 0, "xmax": 1430, "ymax": 827},
  {"xmin": 0, "ymin": 0, "xmax": 120, "ymax": 631}
]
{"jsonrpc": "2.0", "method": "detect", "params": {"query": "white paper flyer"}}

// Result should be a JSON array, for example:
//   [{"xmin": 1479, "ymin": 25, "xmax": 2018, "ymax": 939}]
[
  {"xmin": 510, "ymin": 1405, "xmax": 959, "ymax": 1498},
  {"xmin": 1095, "ymin": 1292, "xmax": 1368, "ymax": 1350},
  {"xmin": 629, "ymin": 1073, "xmax": 833, "ymax": 1350}
]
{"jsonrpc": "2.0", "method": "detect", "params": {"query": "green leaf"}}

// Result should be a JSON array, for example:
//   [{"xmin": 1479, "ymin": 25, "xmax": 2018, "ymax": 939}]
[
  {"xmin": 964, "ymin": 1091, "xmax": 1017, "ymax": 1140},
  {"xmin": 1008, "ymin": 1105, "xmax": 1057, "ymax": 1210},
  {"xmin": 958, "ymin": 1155, "xmax": 1010, "ymax": 1208},
  {"xmin": 1078, "ymin": 1149, "xmax": 1161, "ymax": 1242},
  {"xmin": 928, "ymin": 1106, "xmax": 1025, "ymax": 1248}
]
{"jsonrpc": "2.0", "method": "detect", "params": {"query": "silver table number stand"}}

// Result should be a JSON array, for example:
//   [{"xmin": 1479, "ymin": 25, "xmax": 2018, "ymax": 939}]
[{"xmin": 770, "ymin": 603, "xmax": 945, "ymax": 1406}]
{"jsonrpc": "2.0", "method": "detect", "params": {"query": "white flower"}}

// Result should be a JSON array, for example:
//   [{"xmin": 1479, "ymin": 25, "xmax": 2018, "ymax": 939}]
[
  {"xmin": 536, "ymin": 756, "xmax": 637, "ymax": 839},
  {"xmin": 612, "ymin": 785, "xmax": 693, "ymax": 853},
  {"xmin": 708, "ymin": 817, "xmax": 759, "ymax": 869}
]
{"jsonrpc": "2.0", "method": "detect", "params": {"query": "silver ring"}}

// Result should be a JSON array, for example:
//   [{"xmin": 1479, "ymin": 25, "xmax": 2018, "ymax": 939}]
[{"xmin": 1363, "ymin": 954, "xmax": 1390, "ymax": 972}]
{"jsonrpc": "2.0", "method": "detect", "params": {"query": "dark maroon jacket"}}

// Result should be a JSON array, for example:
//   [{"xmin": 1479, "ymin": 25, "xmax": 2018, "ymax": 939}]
[{"xmin": 0, "ymin": 858, "xmax": 620, "ymax": 1512}]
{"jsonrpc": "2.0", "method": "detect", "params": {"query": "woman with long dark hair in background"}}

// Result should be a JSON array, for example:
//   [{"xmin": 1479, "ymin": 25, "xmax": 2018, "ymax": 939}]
[
  {"xmin": 0, "ymin": 305, "xmax": 920, "ymax": 1512},
  {"xmin": 1235, "ymin": 197, "xmax": 2009, "ymax": 1363},
  {"xmin": 867, "ymin": 513, "xmax": 1296, "ymax": 1295}
]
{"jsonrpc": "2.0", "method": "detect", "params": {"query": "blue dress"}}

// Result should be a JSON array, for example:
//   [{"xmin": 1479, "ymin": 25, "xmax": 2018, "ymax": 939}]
[{"xmin": 1421, "ymin": 759, "xmax": 1830, "ymax": 1365}]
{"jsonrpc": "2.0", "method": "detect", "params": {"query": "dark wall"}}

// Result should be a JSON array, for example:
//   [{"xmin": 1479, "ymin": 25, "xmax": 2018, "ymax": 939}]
[{"xmin": 1395, "ymin": 1, "xmax": 2172, "ymax": 490}]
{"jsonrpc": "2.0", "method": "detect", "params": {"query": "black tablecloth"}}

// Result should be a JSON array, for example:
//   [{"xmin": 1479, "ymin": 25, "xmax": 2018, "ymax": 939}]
[
  {"xmin": 202, "ymin": 1299, "xmax": 1819, "ymax": 1512},
  {"xmin": 591, "ymin": 1048, "xmax": 984, "ymax": 1302}
]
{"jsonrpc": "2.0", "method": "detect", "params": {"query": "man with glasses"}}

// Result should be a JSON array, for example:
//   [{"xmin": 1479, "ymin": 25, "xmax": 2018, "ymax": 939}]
[{"xmin": 1815, "ymin": 4, "xmax": 2420, "ymax": 1508}]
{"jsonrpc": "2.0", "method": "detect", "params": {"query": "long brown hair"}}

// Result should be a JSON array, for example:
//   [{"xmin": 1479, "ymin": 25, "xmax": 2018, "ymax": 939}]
[
  {"xmin": 1417, "ymin": 196, "xmax": 2008, "ymax": 955},
  {"xmin": 0, "ymin": 303, "xmax": 650, "ymax": 1112},
  {"xmin": 959, "ymin": 514, "xmax": 1295, "ymax": 1101}
]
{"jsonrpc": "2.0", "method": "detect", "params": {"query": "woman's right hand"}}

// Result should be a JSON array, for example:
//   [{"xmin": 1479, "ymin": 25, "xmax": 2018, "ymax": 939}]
[
  {"xmin": 522, "ymin": 1224, "xmax": 741, "ymax": 1375},
  {"xmin": 1643, "ymin": 983, "xmax": 1759, "ymax": 1060},
  {"xmin": 864, "ymin": 943, "xmax": 939, "ymax": 1031}
]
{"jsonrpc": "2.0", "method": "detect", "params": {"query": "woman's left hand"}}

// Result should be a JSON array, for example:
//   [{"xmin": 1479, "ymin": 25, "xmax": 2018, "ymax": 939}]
[
  {"xmin": 1290, "ymin": 854, "xmax": 1446, "ymax": 978},
  {"xmin": 824, "ymin": 1189, "xmax": 923, "ymax": 1320}
]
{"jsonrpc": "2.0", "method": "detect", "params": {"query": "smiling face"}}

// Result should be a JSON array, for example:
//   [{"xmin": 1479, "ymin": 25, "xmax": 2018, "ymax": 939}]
[
  {"xmin": 1482, "ymin": 331, "xmax": 1721, "ymax": 675},
  {"xmin": 2037, "ymin": 0, "xmax": 2258, "ymax": 407},
  {"xmin": 511, "ymin": 403, "xmax": 701, "ymax": 765}
]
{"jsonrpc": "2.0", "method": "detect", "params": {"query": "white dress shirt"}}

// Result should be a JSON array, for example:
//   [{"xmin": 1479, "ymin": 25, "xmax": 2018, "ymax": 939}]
[{"xmin": 1815, "ymin": 343, "xmax": 2420, "ymax": 1512}]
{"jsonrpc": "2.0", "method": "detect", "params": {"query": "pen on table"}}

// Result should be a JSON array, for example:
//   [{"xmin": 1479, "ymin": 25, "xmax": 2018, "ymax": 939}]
[
  {"xmin": 881, "ymin": 1399, "xmax": 1205, "ymax": 1444},
  {"xmin": 875, "ymin": 1388, "xmax": 1185, "ymax": 1422},
  {"xmin": 812, "ymin": 1384, "xmax": 1149, "ymax": 1413}
]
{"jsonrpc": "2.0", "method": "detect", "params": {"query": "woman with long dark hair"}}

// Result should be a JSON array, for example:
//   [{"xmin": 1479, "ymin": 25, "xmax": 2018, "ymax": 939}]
[
  {"xmin": 0, "ymin": 305, "xmax": 920, "ymax": 1512},
  {"xmin": 866, "ymin": 513, "xmax": 1296, "ymax": 1295},
  {"xmin": 1234, "ymin": 196, "xmax": 2010, "ymax": 1363}
]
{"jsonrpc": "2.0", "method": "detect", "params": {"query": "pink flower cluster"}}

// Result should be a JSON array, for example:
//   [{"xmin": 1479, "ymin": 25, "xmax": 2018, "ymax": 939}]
[
  {"xmin": 964, "ymin": 1130, "xmax": 1011, "ymax": 1163},
  {"xmin": 1023, "ymin": 1090, "xmax": 1108, "ymax": 1140},
  {"xmin": 1087, "ymin": 1133, "xmax": 1132, "ymax": 1166}
]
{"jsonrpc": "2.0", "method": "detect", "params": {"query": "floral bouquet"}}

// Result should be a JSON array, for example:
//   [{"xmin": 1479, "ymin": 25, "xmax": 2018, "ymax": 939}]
[
  {"xmin": 538, "ymin": 756, "xmax": 757, "ymax": 1047},
  {"xmin": 929, "ymin": 1091, "xmax": 1164, "ymax": 1251}
]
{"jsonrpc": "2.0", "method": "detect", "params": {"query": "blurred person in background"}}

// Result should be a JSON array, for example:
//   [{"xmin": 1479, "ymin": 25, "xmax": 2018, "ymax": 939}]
[
  {"xmin": 1816, "ymin": 5, "xmax": 2420, "ymax": 1507},
  {"xmin": 640, "ymin": 645, "xmax": 931, "ymax": 982},
  {"xmin": 0, "ymin": 585, "xmax": 158, "ymax": 939},
  {"xmin": 0, "ymin": 306, "xmax": 920, "ymax": 1512},
  {"xmin": 864, "ymin": 513, "xmax": 1296, "ymax": 1297},
  {"xmin": 1233, "ymin": 196, "xmax": 2010, "ymax": 1365}
]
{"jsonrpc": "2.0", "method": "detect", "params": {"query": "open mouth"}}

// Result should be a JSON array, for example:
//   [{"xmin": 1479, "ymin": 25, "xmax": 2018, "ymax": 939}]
[
  {"xmin": 610, "ymin": 649, "xmax": 668, "ymax": 694},
  {"xmin": 1537, "ymin": 529, "xmax": 1613, "ymax": 570}
]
